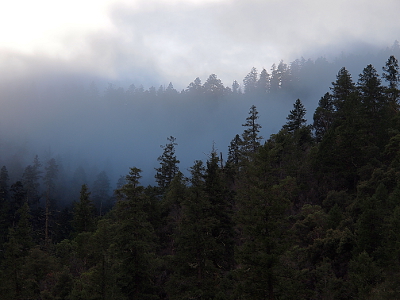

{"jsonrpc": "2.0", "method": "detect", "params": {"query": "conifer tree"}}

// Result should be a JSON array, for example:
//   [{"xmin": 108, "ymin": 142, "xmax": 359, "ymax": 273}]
[
  {"xmin": 232, "ymin": 80, "xmax": 241, "ymax": 94},
  {"xmin": 155, "ymin": 136, "xmax": 180, "ymax": 194},
  {"xmin": 241, "ymin": 105, "xmax": 262, "ymax": 156},
  {"xmin": 113, "ymin": 167, "xmax": 158, "ymax": 299},
  {"xmin": 22, "ymin": 155, "xmax": 42, "ymax": 209},
  {"xmin": 166, "ymin": 159, "xmax": 221, "ymax": 299},
  {"xmin": 382, "ymin": 55, "xmax": 399, "ymax": 103},
  {"xmin": 72, "ymin": 184, "xmax": 95, "ymax": 234},
  {"xmin": 331, "ymin": 67, "xmax": 356, "ymax": 113},
  {"xmin": 357, "ymin": 64, "xmax": 385, "ymax": 114},
  {"xmin": 186, "ymin": 77, "xmax": 203, "ymax": 95},
  {"xmin": 256, "ymin": 68, "xmax": 270, "ymax": 94},
  {"xmin": 204, "ymin": 151, "xmax": 235, "ymax": 272},
  {"xmin": 1, "ymin": 202, "xmax": 33, "ymax": 299},
  {"xmin": 313, "ymin": 92, "xmax": 335, "ymax": 142},
  {"xmin": 283, "ymin": 98, "xmax": 307, "ymax": 132},
  {"xmin": 203, "ymin": 74, "xmax": 225, "ymax": 98},
  {"xmin": 226, "ymin": 134, "xmax": 242, "ymax": 167},
  {"xmin": 0, "ymin": 166, "xmax": 10, "ymax": 246},
  {"xmin": 235, "ymin": 145, "xmax": 293, "ymax": 299},
  {"xmin": 10, "ymin": 181, "xmax": 26, "ymax": 226},
  {"xmin": 44, "ymin": 158, "xmax": 58, "ymax": 246},
  {"xmin": 243, "ymin": 67, "xmax": 258, "ymax": 94}
]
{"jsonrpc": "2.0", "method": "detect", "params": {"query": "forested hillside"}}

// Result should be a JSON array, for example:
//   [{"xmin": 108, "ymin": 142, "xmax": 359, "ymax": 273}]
[{"xmin": 1, "ymin": 52, "xmax": 400, "ymax": 299}]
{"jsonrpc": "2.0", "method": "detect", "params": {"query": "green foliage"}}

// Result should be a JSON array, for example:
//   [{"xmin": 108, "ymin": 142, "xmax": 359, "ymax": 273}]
[
  {"xmin": 155, "ymin": 136, "xmax": 180, "ymax": 194},
  {"xmin": 283, "ymin": 98, "xmax": 307, "ymax": 132},
  {"xmin": 72, "ymin": 184, "xmax": 96, "ymax": 235},
  {"xmin": 234, "ymin": 144, "xmax": 294, "ymax": 299},
  {"xmin": 241, "ymin": 105, "xmax": 262, "ymax": 156},
  {"xmin": 382, "ymin": 55, "xmax": 400, "ymax": 103},
  {"xmin": 2, "ymin": 58, "xmax": 400, "ymax": 299},
  {"xmin": 313, "ymin": 92, "xmax": 334, "ymax": 142}
]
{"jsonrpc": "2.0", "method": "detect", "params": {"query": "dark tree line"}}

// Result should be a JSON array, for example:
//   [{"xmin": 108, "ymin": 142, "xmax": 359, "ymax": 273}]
[{"xmin": 0, "ymin": 54, "xmax": 400, "ymax": 299}]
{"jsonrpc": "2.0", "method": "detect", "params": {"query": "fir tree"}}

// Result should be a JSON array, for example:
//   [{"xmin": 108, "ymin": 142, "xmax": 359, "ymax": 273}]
[
  {"xmin": 256, "ymin": 68, "xmax": 270, "ymax": 94},
  {"xmin": 243, "ymin": 67, "xmax": 258, "ymax": 94},
  {"xmin": 331, "ymin": 67, "xmax": 356, "ymax": 113},
  {"xmin": 72, "ymin": 184, "xmax": 96, "ymax": 234},
  {"xmin": 283, "ymin": 98, "xmax": 307, "ymax": 132},
  {"xmin": 241, "ymin": 105, "xmax": 262, "ymax": 156},
  {"xmin": 313, "ymin": 92, "xmax": 334, "ymax": 142},
  {"xmin": 114, "ymin": 167, "xmax": 158, "ymax": 299},
  {"xmin": 43, "ymin": 158, "xmax": 58, "ymax": 247},
  {"xmin": 155, "ymin": 136, "xmax": 180, "ymax": 194},
  {"xmin": 382, "ymin": 55, "xmax": 400, "ymax": 103}
]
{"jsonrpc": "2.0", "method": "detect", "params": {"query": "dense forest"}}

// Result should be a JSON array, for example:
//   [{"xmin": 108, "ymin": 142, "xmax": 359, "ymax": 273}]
[{"xmin": 1, "ymin": 48, "xmax": 400, "ymax": 299}]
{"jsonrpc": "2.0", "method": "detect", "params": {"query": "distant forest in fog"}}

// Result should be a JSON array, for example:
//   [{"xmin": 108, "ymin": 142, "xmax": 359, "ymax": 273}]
[{"xmin": 0, "ymin": 41, "xmax": 399, "ymax": 206}]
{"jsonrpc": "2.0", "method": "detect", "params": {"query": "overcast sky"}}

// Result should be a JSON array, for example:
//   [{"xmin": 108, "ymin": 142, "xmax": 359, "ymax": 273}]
[{"xmin": 1, "ymin": 0, "xmax": 399, "ymax": 89}]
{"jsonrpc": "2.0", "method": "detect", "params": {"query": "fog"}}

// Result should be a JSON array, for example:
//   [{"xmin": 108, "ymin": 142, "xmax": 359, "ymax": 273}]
[
  {"xmin": 1, "ymin": 41, "xmax": 399, "ymax": 199},
  {"xmin": 1, "ymin": 0, "xmax": 400, "ymax": 203}
]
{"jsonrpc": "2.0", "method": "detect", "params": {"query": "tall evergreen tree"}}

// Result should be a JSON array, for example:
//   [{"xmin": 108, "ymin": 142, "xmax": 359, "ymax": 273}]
[
  {"xmin": 227, "ymin": 134, "xmax": 242, "ymax": 168},
  {"xmin": 22, "ymin": 155, "xmax": 42, "ymax": 209},
  {"xmin": 204, "ymin": 151, "xmax": 235, "ymax": 272},
  {"xmin": 232, "ymin": 80, "xmax": 241, "ymax": 94},
  {"xmin": 72, "ymin": 184, "xmax": 96, "ymax": 234},
  {"xmin": 1, "ymin": 202, "xmax": 33, "ymax": 299},
  {"xmin": 9, "ymin": 181, "xmax": 26, "ymax": 226},
  {"xmin": 243, "ymin": 67, "xmax": 258, "ymax": 94},
  {"xmin": 382, "ymin": 55, "xmax": 400, "ymax": 104},
  {"xmin": 114, "ymin": 167, "xmax": 158, "ymax": 299},
  {"xmin": 166, "ymin": 157, "xmax": 226, "ymax": 299},
  {"xmin": 313, "ymin": 92, "xmax": 335, "ymax": 142},
  {"xmin": 203, "ymin": 74, "xmax": 225, "ymax": 98},
  {"xmin": 241, "ymin": 105, "xmax": 263, "ymax": 156},
  {"xmin": 43, "ymin": 158, "xmax": 58, "ymax": 246},
  {"xmin": 235, "ymin": 145, "xmax": 293, "ymax": 299},
  {"xmin": 283, "ymin": 98, "xmax": 307, "ymax": 132},
  {"xmin": 155, "ymin": 136, "xmax": 180, "ymax": 194},
  {"xmin": 331, "ymin": 67, "xmax": 356, "ymax": 114},
  {"xmin": 256, "ymin": 68, "xmax": 270, "ymax": 94},
  {"xmin": 0, "ymin": 166, "xmax": 10, "ymax": 246},
  {"xmin": 186, "ymin": 77, "xmax": 203, "ymax": 95},
  {"xmin": 357, "ymin": 64, "xmax": 385, "ymax": 114}
]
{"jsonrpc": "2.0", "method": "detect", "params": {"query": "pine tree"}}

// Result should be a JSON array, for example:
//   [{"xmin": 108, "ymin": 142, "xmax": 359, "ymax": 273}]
[
  {"xmin": 283, "ymin": 98, "xmax": 307, "ymax": 132},
  {"xmin": 357, "ymin": 64, "xmax": 385, "ymax": 114},
  {"xmin": 113, "ymin": 167, "xmax": 158, "ymax": 299},
  {"xmin": 235, "ymin": 145, "xmax": 293, "ymax": 299},
  {"xmin": 313, "ymin": 92, "xmax": 335, "ymax": 142},
  {"xmin": 226, "ymin": 134, "xmax": 242, "ymax": 167},
  {"xmin": 256, "ymin": 68, "xmax": 270, "ymax": 94},
  {"xmin": 155, "ymin": 136, "xmax": 180, "ymax": 194},
  {"xmin": 382, "ymin": 55, "xmax": 400, "ymax": 104},
  {"xmin": 166, "ymin": 159, "xmax": 220, "ymax": 299},
  {"xmin": 241, "ymin": 105, "xmax": 263, "ymax": 156},
  {"xmin": 22, "ymin": 155, "xmax": 42, "ymax": 209},
  {"xmin": 72, "ymin": 184, "xmax": 96, "ymax": 234},
  {"xmin": 232, "ymin": 80, "xmax": 241, "ymax": 94},
  {"xmin": 243, "ymin": 67, "xmax": 258, "ymax": 94},
  {"xmin": 43, "ymin": 158, "xmax": 58, "ymax": 247},
  {"xmin": 270, "ymin": 60, "xmax": 288, "ymax": 92},
  {"xmin": 331, "ymin": 67, "xmax": 356, "ymax": 113},
  {"xmin": 204, "ymin": 151, "xmax": 235, "ymax": 272},
  {"xmin": 203, "ymin": 74, "xmax": 225, "ymax": 98},
  {"xmin": 0, "ymin": 166, "xmax": 10, "ymax": 247},
  {"xmin": 186, "ymin": 77, "xmax": 203, "ymax": 95},
  {"xmin": 1, "ymin": 202, "xmax": 33, "ymax": 299},
  {"xmin": 9, "ymin": 181, "xmax": 26, "ymax": 226}
]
